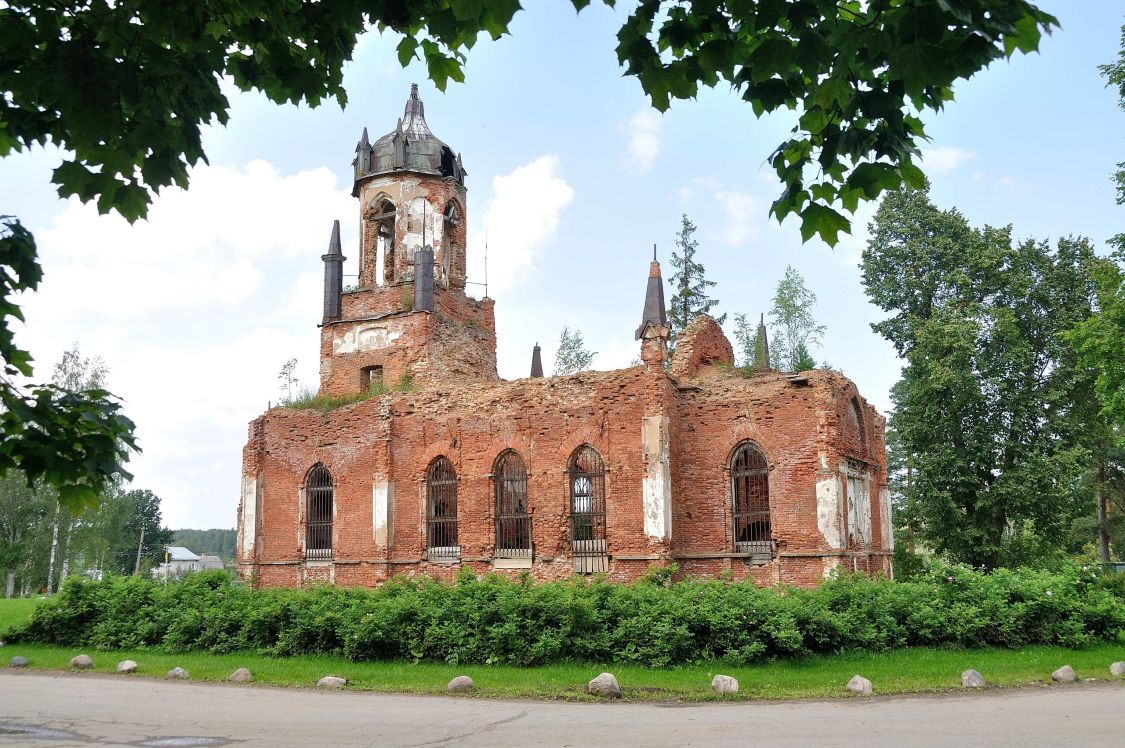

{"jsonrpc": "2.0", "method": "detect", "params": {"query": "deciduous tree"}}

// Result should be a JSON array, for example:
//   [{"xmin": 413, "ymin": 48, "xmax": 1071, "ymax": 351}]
[
  {"xmin": 768, "ymin": 265, "xmax": 825, "ymax": 372},
  {"xmin": 553, "ymin": 327, "xmax": 596, "ymax": 376},
  {"xmin": 862, "ymin": 186, "xmax": 1103, "ymax": 568}
]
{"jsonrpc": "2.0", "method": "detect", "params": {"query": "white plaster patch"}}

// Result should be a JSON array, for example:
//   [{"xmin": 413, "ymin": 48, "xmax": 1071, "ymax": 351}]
[
  {"xmin": 816, "ymin": 476, "xmax": 841, "ymax": 550},
  {"xmin": 372, "ymin": 479, "xmax": 392, "ymax": 547},
  {"xmin": 332, "ymin": 323, "xmax": 403, "ymax": 355},
  {"xmin": 642, "ymin": 415, "xmax": 671, "ymax": 539},
  {"xmin": 239, "ymin": 475, "xmax": 257, "ymax": 557},
  {"xmin": 822, "ymin": 557, "xmax": 842, "ymax": 578}
]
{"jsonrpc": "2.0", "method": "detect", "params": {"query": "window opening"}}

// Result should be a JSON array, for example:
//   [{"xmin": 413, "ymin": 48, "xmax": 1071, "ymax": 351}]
[
  {"xmin": 569, "ymin": 446, "xmax": 607, "ymax": 573},
  {"xmin": 361, "ymin": 365, "xmax": 384, "ymax": 392},
  {"xmin": 370, "ymin": 199, "xmax": 396, "ymax": 285},
  {"xmin": 846, "ymin": 458, "xmax": 871, "ymax": 549},
  {"xmin": 442, "ymin": 202, "xmax": 460, "ymax": 284},
  {"xmin": 731, "ymin": 442, "xmax": 772, "ymax": 556},
  {"xmin": 494, "ymin": 451, "xmax": 531, "ymax": 557},
  {"xmin": 426, "ymin": 457, "xmax": 459, "ymax": 560},
  {"xmin": 305, "ymin": 464, "xmax": 333, "ymax": 560}
]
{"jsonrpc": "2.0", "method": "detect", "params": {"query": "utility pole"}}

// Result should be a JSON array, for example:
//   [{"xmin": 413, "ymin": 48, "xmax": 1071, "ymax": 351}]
[{"xmin": 133, "ymin": 524, "xmax": 145, "ymax": 576}]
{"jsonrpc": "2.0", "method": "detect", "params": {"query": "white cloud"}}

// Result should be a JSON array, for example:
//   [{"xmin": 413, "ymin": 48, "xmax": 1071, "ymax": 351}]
[
  {"xmin": 921, "ymin": 146, "xmax": 976, "ymax": 174},
  {"xmin": 713, "ymin": 188, "xmax": 767, "ymax": 247},
  {"xmin": 466, "ymin": 155, "xmax": 573, "ymax": 296},
  {"xmin": 674, "ymin": 177, "xmax": 768, "ymax": 248},
  {"xmin": 18, "ymin": 160, "xmax": 355, "ymax": 528},
  {"xmin": 620, "ymin": 109, "xmax": 663, "ymax": 175}
]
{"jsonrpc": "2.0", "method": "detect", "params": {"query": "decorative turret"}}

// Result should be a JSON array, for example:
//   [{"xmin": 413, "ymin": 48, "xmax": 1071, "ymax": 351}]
[
  {"xmin": 321, "ymin": 220, "xmax": 345, "ymax": 323},
  {"xmin": 352, "ymin": 84, "xmax": 467, "ymax": 196},
  {"xmin": 530, "ymin": 343, "xmax": 544, "ymax": 378},
  {"xmin": 636, "ymin": 245, "xmax": 670, "ymax": 366},
  {"xmin": 752, "ymin": 313, "xmax": 771, "ymax": 370}
]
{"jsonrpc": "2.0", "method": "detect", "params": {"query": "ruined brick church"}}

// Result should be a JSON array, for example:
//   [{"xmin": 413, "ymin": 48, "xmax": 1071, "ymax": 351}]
[{"xmin": 236, "ymin": 85, "xmax": 892, "ymax": 588}]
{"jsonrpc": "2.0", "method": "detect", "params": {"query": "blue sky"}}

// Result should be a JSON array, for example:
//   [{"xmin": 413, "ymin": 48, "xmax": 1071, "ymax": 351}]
[{"xmin": 2, "ymin": 1, "xmax": 1121, "ymax": 529}]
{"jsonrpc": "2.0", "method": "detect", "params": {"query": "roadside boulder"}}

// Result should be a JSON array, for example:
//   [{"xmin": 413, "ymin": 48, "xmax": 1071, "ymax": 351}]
[
  {"xmin": 711, "ymin": 674, "xmax": 739, "ymax": 694},
  {"xmin": 9, "ymin": 656, "xmax": 28, "ymax": 668},
  {"xmin": 317, "ymin": 675, "xmax": 347, "ymax": 689},
  {"xmin": 960, "ymin": 669, "xmax": 986, "ymax": 688},
  {"xmin": 116, "ymin": 660, "xmax": 138, "ymax": 674},
  {"xmin": 1110, "ymin": 662, "xmax": 1125, "ymax": 677},
  {"xmin": 165, "ymin": 667, "xmax": 189, "ymax": 680},
  {"xmin": 447, "ymin": 675, "xmax": 474, "ymax": 692},
  {"xmin": 69, "ymin": 654, "xmax": 94, "ymax": 670},
  {"xmin": 846, "ymin": 675, "xmax": 873, "ymax": 695},
  {"xmin": 1050, "ymin": 665, "xmax": 1076, "ymax": 683},
  {"xmin": 587, "ymin": 672, "xmax": 621, "ymax": 698},
  {"xmin": 229, "ymin": 667, "xmax": 253, "ymax": 683}
]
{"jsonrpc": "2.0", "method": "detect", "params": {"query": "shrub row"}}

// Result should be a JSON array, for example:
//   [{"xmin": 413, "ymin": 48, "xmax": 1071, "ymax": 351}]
[{"xmin": 8, "ymin": 564, "xmax": 1124, "ymax": 667}]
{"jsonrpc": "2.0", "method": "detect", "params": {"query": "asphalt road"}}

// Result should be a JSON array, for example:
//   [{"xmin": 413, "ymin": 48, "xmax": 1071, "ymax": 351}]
[{"xmin": 1, "ymin": 671, "xmax": 1123, "ymax": 747}]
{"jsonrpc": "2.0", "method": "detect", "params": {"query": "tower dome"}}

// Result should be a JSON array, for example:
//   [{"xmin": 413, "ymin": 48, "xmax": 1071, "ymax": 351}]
[{"xmin": 352, "ymin": 84, "xmax": 467, "ymax": 195}]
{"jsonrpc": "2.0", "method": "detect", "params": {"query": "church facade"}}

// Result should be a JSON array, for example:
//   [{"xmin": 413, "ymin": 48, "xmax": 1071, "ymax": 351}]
[{"xmin": 236, "ymin": 86, "xmax": 893, "ymax": 589}]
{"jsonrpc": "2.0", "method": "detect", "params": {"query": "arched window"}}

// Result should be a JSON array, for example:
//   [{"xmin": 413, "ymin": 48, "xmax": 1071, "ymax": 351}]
[
  {"xmin": 367, "ymin": 197, "xmax": 396, "ymax": 285},
  {"xmin": 441, "ymin": 201, "xmax": 461, "ymax": 284},
  {"xmin": 426, "ymin": 457, "xmax": 459, "ymax": 559},
  {"xmin": 494, "ymin": 451, "xmax": 531, "ymax": 558},
  {"xmin": 305, "ymin": 464, "xmax": 333, "ymax": 559},
  {"xmin": 730, "ymin": 442, "xmax": 771, "ymax": 554},
  {"xmin": 569, "ymin": 446, "xmax": 607, "ymax": 573},
  {"xmin": 848, "ymin": 397, "xmax": 863, "ymax": 436}
]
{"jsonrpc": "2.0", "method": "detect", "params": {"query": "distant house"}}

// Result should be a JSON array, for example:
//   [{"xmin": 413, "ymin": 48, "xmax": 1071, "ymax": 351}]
[
  {"xmin": 152, "ymin": 546, "xmax": 201, "ymax": 579},
  {"xmin": 198, "ymin": 555, "xmax": 225, "ymax": 571}
]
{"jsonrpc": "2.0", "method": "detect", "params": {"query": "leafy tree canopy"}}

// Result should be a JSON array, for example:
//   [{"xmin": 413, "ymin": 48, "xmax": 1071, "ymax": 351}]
[
  {"xmin": 768, "ymin": 265, "xmax": 825, "ymax": 372},
  {"xmin": 863, "ymin": 186, "xmax": 1103, "ymax": 568},
  {"xmin": 0, "ymin": 220, "xmax": 137, "ymax": 512},
  {"xmin": 554, "ymin": 327, "xmax": 596, "ymax": 376},
  {"xmin": 0, "ymin": 0, "xmax": 1056, "ymax": 240}
]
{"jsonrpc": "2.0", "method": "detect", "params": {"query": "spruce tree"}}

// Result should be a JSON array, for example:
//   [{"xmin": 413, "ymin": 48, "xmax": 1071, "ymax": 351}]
[{"xmin": 668, "ymin": 214, "xmax": 725, "ymax": 347}]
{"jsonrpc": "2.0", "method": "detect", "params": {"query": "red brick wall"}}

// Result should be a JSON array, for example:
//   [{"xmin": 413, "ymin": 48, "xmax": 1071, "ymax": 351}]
[{"xmin": 239, "ymin": 363, "xmax": 890, "ymax": 588}]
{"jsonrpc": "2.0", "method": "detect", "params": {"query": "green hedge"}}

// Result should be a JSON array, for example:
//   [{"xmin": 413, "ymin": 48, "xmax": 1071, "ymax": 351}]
[{"xmin": 7, "ymin": 564, "xmax": 1123, "ymax": 667}]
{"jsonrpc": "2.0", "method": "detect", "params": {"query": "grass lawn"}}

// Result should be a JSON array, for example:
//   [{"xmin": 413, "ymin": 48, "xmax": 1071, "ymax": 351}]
[{"xmin": 2, "ymin": 599, "xmax": 1123, "ymax": 701}]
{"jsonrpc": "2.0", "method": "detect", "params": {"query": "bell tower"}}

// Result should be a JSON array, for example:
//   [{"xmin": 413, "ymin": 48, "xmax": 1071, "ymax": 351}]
[
  {"xmin": 352, "ymin": 84, "xmax": 468, "ymax": 291},
  {"xmin": 317, "ymin": 85, "xmax": 496, "ymax": 397}
]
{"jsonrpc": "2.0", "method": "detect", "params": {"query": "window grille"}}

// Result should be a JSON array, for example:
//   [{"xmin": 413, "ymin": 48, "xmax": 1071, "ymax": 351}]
[
  {"xmin": 846, "ymin": 458, "xmax": 871, "ymax": 548},
  {"xmin": 731, "ymin": 442, "xmax": 772, "ymax": 556},
  {"xmin": 305, "ymin": 464, "xmax": 333, "ymax": 560},
  {"xmin": 426, "ymin": 457, "xmax": 459, "ymax": 560},
  {"xmin": 569, "ymin": 446, "xmax": 607, "ymax": 573},
  {"xmin": 494, "ymin": 451, "xmax": 531, "ymax": 557}
]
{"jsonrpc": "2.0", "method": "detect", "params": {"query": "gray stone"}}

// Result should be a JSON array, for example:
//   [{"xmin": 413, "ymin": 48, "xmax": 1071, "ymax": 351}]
[
  {"xmin": 115, "ymin": 660, "xmax": 138, "ymax": 674},
  {"xmin": 961, "ymin": 669, "xmax": 986, "ymax": 688},
  {"xmin": 711, "ymin": 674, "xmax": 739, "ymax": 694},
  {"xmin": 1050, "ymin": 665, "xmax": 1076, "ymax": 683},
  {"xmin": 229, "ymin": 667, "xmax": 253, "ymax": 683},
  {"xmin": 68, "ymin": 654, "xmax": 94, "ymax": 670},
  {"xmin": 165, "ymin": 667, "xmax": 189, "ymax": 680},
  {"xmin": 9, "ymin": 656, "xmax": 28, "ymax": 668},
  {"xmin": 447, "ymin": 675, "xmax": 474, "ymax": 692},
  {"xmin": 317, "ymin": 676, "xmax": 347, "ymax": 689},
  {"xmin": 1110, "ymin": 662, "xmax": 1125, "ymax": 677},
  {"xmin": 846, "ymin": 675, "xmax": 873, "ymax": 695},
  {"xmin": 587, "ymin": 672, "xmax": 621, "ymax": 698}
]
